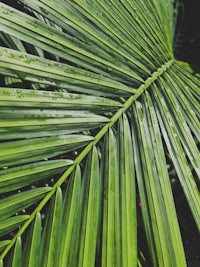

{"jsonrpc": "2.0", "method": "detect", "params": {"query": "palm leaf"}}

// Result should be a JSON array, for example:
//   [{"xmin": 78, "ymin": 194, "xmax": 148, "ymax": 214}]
[{"xmin": 0, "ymin": 0, "xmax": 199, "ymax": 266}]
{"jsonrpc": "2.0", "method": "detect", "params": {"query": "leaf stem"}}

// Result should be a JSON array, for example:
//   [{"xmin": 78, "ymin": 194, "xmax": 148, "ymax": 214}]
[{"xmin": 0, "ymin": 58, "xmax": 173, "ymax": 260}]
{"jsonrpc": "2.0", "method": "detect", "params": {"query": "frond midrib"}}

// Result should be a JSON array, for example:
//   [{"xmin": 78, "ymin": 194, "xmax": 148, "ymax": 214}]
[{"xmin": 0, "ymin": 58, "xmax": 174, "ymax": 260}]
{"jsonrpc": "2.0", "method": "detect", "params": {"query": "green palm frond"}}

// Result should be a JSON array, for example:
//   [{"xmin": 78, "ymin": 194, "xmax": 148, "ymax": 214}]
[{"xmin": 0, "ymin": 0, "xmax": 199, "ymax": 266}]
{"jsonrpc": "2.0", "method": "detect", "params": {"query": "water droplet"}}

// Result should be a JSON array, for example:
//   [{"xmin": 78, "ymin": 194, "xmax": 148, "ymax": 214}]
[{"xmin": 106, "ymin": 66, "xmax": 113, "ymax": 72}]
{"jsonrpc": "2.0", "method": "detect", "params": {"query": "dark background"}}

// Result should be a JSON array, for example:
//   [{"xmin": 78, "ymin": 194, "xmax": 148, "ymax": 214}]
[{"xmin": 175, "ymin": 0, "xmax": 200, "ymax": 66}]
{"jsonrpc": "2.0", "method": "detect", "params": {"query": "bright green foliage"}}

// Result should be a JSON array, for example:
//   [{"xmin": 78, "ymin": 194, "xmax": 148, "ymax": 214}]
[{"xmin": 0, "ymin": 0, "xmax": 199, "ymax": 266}]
